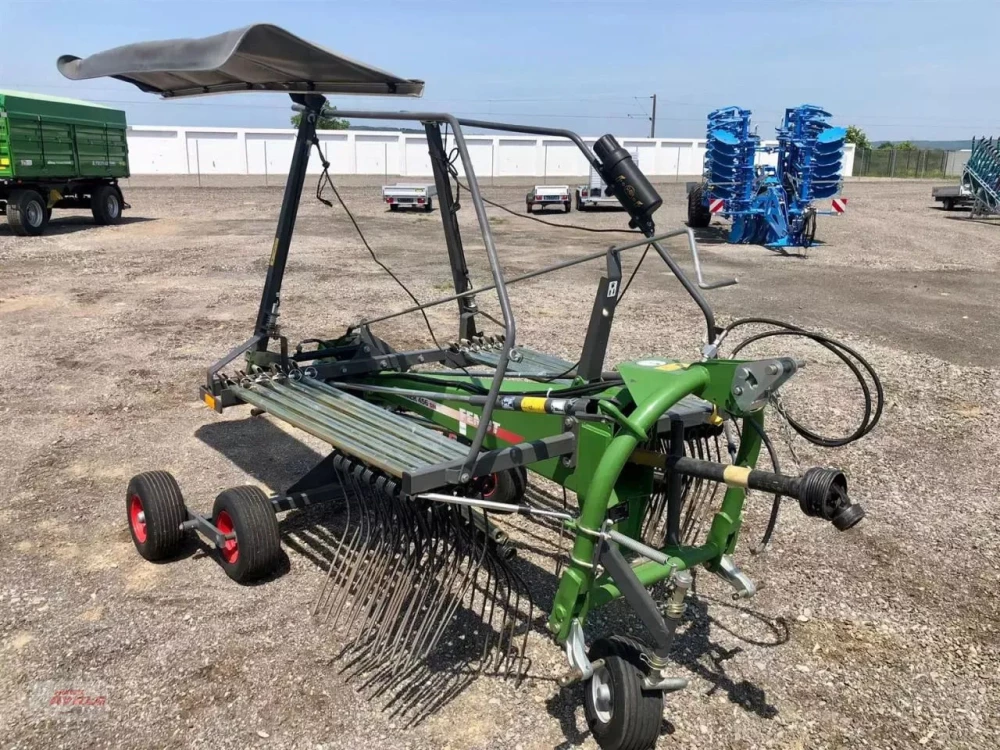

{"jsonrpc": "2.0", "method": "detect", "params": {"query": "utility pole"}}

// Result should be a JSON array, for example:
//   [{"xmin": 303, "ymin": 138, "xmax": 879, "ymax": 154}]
[{"xmin": 650, "ymin": 94, "xmax": 657, "ymax": 138}]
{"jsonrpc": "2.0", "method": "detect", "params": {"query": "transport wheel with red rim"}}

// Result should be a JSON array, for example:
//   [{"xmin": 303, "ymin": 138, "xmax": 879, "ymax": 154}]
[
  {"xmin": 479, "ymin": 467, "xmax": 528, "ymax": 511},
  {"xmin": 211, "ymin": 486, "xmax": 282, "ymax": 583},
  {"xmin": 126, "ymin": 471, "xmax": 187, "ymax": 561},
  {"xmin": 215, "ymin": 510, "xmax": 239, "ymax": 564}
]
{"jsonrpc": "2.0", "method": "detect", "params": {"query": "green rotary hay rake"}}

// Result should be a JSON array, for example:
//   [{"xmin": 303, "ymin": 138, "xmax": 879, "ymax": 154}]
[{"xmin": 62, "ymin": 25, "xmax": 879, "ymax": 750}]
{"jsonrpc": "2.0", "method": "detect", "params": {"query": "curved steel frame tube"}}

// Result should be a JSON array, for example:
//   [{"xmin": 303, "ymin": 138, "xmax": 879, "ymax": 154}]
[{"xmin": 292, "ymin": 105, "xmax": 735, "ymax": 480}]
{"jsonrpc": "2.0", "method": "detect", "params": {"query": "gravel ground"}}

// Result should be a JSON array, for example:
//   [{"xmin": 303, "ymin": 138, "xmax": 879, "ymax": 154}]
[{"xmin": 1, "ymin": 179, "xmax": 997, "ymax": 750}]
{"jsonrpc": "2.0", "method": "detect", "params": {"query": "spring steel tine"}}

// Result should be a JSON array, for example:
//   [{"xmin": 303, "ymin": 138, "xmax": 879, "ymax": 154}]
[
  {"xmin": 387, "ymin": 503, "xmax": 451, "ymax": 665},
  {"xmin": 406, "ymin": 506, "xmax": 468, "ymax": 667},
  {"xmin": 500, "ymin": 558, "xmax": 532, "ymax": 680},
  {"xmin": 413, "ymin": 506, "xmax": 487, "ymax": 666},
  {"xmin": 384, "ymin": 505, "xmax": 444, "ymax": 665},
  {"xmin": 316, "ymin": 460, "xmax": 363, "ymax": 619},
  {"xmin": 327, "ymin": 466, "xmax": 375, "ymax": 629},
  {"xmin": 476, "ymin": 535, "xmax": 504, "ymax": 671},
  {"xmin": 359, "ymin": 488, "xmax": 417, "ymax": 663},
  {"xmin": 487, "ymin": 537, "xmax": 520, "ymax": 674},
  {"xmin": 370, "ymin": 500, "xmax": 427, "ymax": 659},
  {"xmin": 361, "ymin": 491, "xmax": 418, "ymax": 650},
  {"xmin": 312, "ymin": 459, "xmax": 354, "ymax": 617},
  {"xmin": 680, "ymin": 438, "xmax": 707, "ymax": 542},
  {"xmin": 343, "ymin": 481, "xmax": 395, "ymax": 639},
  {"xmin": 325, "ymin": 465, "xmax": 372, "ymax": 628}
]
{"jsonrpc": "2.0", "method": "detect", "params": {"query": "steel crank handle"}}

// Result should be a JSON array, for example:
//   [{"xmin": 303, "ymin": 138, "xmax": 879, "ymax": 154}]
[{"xmin": 680, "ymin": 227, "xmax": 738, "ymax": 289}]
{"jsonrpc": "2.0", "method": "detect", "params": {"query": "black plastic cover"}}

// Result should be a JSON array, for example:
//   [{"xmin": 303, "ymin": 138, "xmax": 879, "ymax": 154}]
[
  {"xmin": 594, "ymin": 135, "xmax": 662, "ymax": 227},
  {"xmin": 57, "ymin": 24, "xmax": 424, "ymax": 99}
]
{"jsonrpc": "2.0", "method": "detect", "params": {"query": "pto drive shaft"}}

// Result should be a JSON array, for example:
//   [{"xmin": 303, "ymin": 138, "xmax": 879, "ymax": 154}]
[{"xmin": 663, "ymin": 456, "xmax": 865, "ymax": 531}]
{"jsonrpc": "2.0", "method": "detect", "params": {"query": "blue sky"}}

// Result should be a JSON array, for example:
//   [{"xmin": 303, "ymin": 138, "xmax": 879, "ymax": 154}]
[{"xmin": 1, "ymin": 0, "xmax": 995, "ymax": 141}]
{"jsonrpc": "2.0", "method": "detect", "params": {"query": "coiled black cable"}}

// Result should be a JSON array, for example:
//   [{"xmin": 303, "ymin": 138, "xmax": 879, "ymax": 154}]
[{"xmin": 720, "ymin": 317, "xmax": 884, "ymax": 448}]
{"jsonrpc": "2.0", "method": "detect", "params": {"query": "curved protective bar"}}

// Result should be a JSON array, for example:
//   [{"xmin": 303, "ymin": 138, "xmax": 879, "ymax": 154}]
[
  {"xmin": 312, "ymin": 107, "xmax": 518, "ymax": 481},
  {"xmin": 454, "ymin": 117, "xmax": 604, "ymax": 174},
  {"xmin": 306, "ymin": 108, "xmax": 735, "ymax": 473}
]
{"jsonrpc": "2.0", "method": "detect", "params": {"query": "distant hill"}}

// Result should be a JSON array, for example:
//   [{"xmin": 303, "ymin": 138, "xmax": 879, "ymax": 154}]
[{"xmin": 873, "ymin": 140, "xmax": 972, "ymax": 150}]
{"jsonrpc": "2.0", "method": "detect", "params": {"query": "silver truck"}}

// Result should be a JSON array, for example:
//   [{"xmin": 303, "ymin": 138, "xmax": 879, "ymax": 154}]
[{"xmin": 382, "ymin": 183, "xmax": 437, "ymax": 212}]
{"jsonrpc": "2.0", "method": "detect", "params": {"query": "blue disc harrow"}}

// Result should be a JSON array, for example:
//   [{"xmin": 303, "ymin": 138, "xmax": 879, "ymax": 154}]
[
  {"xmin": 962, "ymin": 137, "xmax": 1000, "ymax": 218},
  {"xmin": 690, "ymin": 104, "xmax": 846, "ymax": 250}
]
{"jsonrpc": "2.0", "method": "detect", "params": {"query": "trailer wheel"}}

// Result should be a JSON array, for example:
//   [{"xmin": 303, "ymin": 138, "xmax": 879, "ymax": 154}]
[
  {"xmin": 526, "ymin": 202, "xmax": 532, "ymax": 214},
  {"xmin": 91, "ymin": 185, "xmax": 123, "ymax": 225},
  {"xmin": 564, "ymin": 201, "xmax": 571, "ymax": 213},
  {"xmin": 584, "ymin": 635, "xmax": 664, "ymax": 750},
  {"xmin": 126, "ymin": 471, "xmax": 187, "ymax": 561},
  {"xmin": 687, "ymin": 185, "xmax": 711, "ymax": 229},
  {"xmin": 943, "ymin": 198, "xmax": 955, "ymax": 211},
  {"xmin": 389, "ymin": 203, "xmax": 399, "ymax": 212},
  {"xmin": 7, "ymin": 189, "xmax": 49, "ymax": 236},
  {"xmin": 424, "ymin": 198, "xmax": 434, "ymax": 212},
  {"xmin": 212, "ymin": 486, "xmax": 282, "ymax": 583}
]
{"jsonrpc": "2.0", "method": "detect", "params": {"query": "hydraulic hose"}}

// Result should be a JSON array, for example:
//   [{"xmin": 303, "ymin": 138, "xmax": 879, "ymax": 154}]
[{"xmin": 719, "ymin": 318, "xmax": 884, "ymax": 448}]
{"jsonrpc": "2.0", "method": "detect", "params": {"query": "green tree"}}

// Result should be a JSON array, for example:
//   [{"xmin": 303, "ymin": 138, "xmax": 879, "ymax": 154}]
[
  {"xmin": 845, "ymin": 125, "xmax": 871, "ymax": 150},
  {"xmin": 877, "ymin": 141, "xmax": 894, "ymax": 150},
  {"xmin": 290, "ymin": 106, "xmax": 349, "ymax": 130},
  {"xmin": 894, "ymin": 140, "xmax": 916, "ymax": 151}
]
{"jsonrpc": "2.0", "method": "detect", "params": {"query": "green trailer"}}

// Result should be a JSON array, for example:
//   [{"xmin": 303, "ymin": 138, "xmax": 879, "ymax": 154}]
[{"xmin": 0, "ymin": 90, "xmax": 129, "ymax": 236}]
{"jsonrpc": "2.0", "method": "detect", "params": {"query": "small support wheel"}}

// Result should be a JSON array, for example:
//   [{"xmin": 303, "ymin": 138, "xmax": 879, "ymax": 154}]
[
  {"xmin": 584, "ymin": 635, "xmax": 664, "ymax": 750},
  {"xmin": 481, "ymin": 466, "xmax": 529, "ymax": 510},
  {"xmin": 126, "ymin": 471, "xmax": 187, "ymax": 561},
  {"xmin": 212, "ymin": 485, "xmax": 282, "ymax": 583},
  {"xmin": 525, "ymin": 202, "xmax": 532, "ymax": 214},
  {"xmin": 564, "ymin": 201, "xmax": 572, "ymax": 213},
  {"xmin": 424, "ymin": 197, "xmax": 433, "ymax": 212}
]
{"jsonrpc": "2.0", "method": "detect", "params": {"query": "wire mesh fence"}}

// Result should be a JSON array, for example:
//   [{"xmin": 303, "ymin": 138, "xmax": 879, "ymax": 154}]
[{"xmin": 851, "ymin": 148, "xmax": 968, "ymax": 179}]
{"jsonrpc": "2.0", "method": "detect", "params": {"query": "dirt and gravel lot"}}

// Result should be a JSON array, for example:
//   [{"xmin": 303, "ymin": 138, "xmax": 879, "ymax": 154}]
[{"xmin": 1, "ymin": 178, "xmax": 997, "ymax": 750}]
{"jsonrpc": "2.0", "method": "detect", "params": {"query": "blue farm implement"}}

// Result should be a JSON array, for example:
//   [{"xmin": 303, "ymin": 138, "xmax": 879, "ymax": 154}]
[
  {"xmin": 687, "ymin": 105, "xmax": 847, "ymax": 250},
  {"xmin": 961, "ymin": 137, "xmax": 1000, "ymax": 218}
]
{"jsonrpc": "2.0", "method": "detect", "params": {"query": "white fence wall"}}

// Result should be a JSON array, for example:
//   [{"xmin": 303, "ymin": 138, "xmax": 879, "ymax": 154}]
[{"xmin": 125, "ymin": 126, "xmax": 857, "ymax": 178}]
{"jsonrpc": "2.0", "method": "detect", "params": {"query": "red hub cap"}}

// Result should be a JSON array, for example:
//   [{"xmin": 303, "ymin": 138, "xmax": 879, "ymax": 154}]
[
  {"xmin": 482, "ymin": 474, "xmax": 499, "ymax": 498},
  {"xmin": 215, "ymin": 510, "xmax": 239, "ymax": 564},
  {"xmin": 129, "ymin": 494, "xmax": 147, "ymax": 543}
]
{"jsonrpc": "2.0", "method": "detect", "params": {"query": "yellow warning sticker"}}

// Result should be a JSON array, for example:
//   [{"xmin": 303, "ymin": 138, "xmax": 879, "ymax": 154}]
[
  {"xmin": 656, "ymin": 362, "xmax": 689, "ymax": 372},
  {"xmin": 520, "ymin": 397, "xmax": 548, "ymax": 414},
  {"xmin": 202, "ymin": 392, "xmax": 216, "ymax": 410},
  {"xmin": 722, "ymin": 465, "xmax": 751, "ymax": 488}
]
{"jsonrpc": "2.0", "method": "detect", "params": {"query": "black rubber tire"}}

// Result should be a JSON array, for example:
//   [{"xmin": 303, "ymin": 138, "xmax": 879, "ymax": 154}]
[
  {"xmin": 7, "ymin": 189, "xmax": 48, "ymax": 236},
  {"xmin": 91, "ymin": 185, "xmax": 123, "ymax": 225},
  {"xmin": 687, "ymin": 185, "xmax": 712, "ymax": 229},
  {"xmin": 584, "ymin": 635, "xmax": 664, "ymax": 750},
  {"xmin": 389, "ymin": 203, "xmax": 399, "ymax": 211},
  {"xmin": 564, "ymin": 201, "xmax": 572, "ymax": 213},
  {"xmin": 943, "ymin": 198, "xmax": 954, "ymax": 211},
  {"xmin": 126, "ymin": 471, "xmax": 187, "ymax": 562},
  {"xmin": 526, "ymin": 203, "xmax": 533, "ymax": 214},
  {"xmin": 424, "ymin": 198, "xmax": 433, "ymax": 212},
  {"xmin": 482, "ymin": 466, "xmax": 529, "ymax": 508},
  {"xmin": 212, "ymin": 485, "xmax": 282, "ymax": 583}
]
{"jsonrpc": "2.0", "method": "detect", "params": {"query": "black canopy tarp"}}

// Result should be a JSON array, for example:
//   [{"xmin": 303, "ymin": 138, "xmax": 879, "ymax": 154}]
[{"xmin": 58, "ymin": 24, "xmax": 424, "ymax": 99}]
